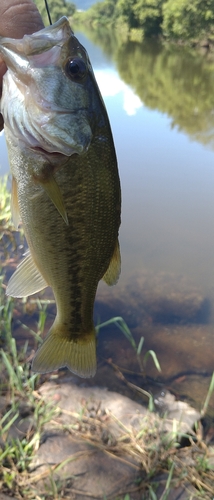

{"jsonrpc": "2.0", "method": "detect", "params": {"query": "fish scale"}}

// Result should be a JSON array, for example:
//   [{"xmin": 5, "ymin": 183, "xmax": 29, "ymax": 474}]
[{"xmin": 0, "ymin": 17, "xmax": 121, "ymax": 377}]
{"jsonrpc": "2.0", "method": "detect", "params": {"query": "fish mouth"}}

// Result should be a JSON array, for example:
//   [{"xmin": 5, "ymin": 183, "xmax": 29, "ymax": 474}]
[
  {"xmin": 0, "ymin": 17, "xmax": 93, "ymax": 158},
  {"xmin": 0, "ymin": 17, "xmax": 72, "ymax": 59},
  {"xmin": 31, "ymin": 146, "xmax": 79, "ymax": 159}
]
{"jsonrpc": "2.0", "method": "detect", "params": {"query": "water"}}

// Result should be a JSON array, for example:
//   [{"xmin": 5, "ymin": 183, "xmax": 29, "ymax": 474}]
[
  {"xmin": 1, "ymin": 32, "xmax": 214, "ymax": 412},
  {"xmin": 0, "ymin": 130, "xmax": 9, "ymax": 175}
]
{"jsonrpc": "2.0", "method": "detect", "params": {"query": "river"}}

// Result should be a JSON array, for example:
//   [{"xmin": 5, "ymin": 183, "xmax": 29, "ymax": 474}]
[{"xmin": 1, "ymin": 30, "xmax": 214, "ymax": 413}]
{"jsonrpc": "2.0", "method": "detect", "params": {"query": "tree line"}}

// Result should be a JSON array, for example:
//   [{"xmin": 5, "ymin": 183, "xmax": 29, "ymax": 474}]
[
  {"xmin": 74, "ymin": 24, "xmax": 214, "ymax": 147},
  {"xmin": 33, "ymin": 0, "xmax": 76, "ymax": 25},
  {"xmin": 73, "ymin": 0, "xmax": 214, "ymax": 43}
]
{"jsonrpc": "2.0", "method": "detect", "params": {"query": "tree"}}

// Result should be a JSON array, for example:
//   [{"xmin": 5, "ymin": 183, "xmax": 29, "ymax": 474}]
[
  {"xmin": 34, "ymin": 0, "xmax": 76, "ymax": 25},
  {"xmin": 133, "ymin": 0, "xmax": 165, "ymax": 36},
  {"xmin": 115, "ymin": 0, "xmax": 138, "ymax": 28},
  {"xmin": 162, "ymin": 0, "xmax": 214, "ymax": 40}
]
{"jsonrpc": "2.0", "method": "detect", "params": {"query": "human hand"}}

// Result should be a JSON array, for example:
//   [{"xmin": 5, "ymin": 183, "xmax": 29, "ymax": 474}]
[{"xmin": 0, "ymin": 0, "xmax": 44, "ymax": 131}]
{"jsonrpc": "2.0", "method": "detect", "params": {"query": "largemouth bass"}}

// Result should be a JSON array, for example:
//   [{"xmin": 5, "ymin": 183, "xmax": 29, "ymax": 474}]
[{"xmin": 0, "ymin": 17, "xmax": 121, "ymax": 377}]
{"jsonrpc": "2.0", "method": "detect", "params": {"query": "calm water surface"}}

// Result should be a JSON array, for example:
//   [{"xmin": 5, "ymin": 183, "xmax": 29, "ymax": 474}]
[{"xmin": 1, "ymin": 32, "xmax": 214, "ymax": 410}]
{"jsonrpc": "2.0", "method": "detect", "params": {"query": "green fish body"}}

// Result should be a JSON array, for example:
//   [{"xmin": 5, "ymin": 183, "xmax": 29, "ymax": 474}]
[{"xmin": 0, "ymin": 18, "xmax": 121, "ymax": 377}]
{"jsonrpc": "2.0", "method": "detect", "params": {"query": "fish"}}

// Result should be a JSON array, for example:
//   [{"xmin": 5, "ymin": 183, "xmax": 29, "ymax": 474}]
[{"xmin": 0, "ymin": 17, "xmax": 121, "ymax": 377}]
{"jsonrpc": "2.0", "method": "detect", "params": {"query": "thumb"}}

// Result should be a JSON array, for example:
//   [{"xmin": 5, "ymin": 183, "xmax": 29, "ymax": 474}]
[{"xmin": 0, "ymin": 0, "xmax": 44, "ymax": 130}]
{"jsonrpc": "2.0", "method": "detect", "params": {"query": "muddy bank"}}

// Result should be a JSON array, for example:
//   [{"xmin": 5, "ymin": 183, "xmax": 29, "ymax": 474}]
[{"xmin": 1, "ymin": 376, "xmax": 209, "ymax": 500}]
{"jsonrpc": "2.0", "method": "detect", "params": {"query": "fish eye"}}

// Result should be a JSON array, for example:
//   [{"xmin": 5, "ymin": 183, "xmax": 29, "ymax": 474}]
[{"xmin": 65, "ymin": 57, "xmax": 87, "ymax": 81}]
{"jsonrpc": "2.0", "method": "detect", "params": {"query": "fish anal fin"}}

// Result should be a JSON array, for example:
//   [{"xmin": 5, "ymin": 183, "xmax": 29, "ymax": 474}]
[
  {"xmin": 39, "ymin": 173, "xmax": 68, "ymax": 225},
  {"xmin": 6, "ymin": 249, "xmax": 48, "ymax": 297},
  {"xmin": 11, "ymin": 176, "xmax": 21, "ymax": 230},
  {"xmin": 32, "ymin": 325, "xmax": 96, "ymax": 378},
  {"xmin": 102, "ymin": 238, "xmax": 121, "ymax": 286}
]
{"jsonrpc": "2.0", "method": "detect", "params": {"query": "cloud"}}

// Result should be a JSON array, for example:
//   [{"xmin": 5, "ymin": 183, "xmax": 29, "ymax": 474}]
[{"xmin": 95, "ymin": 68, "xmax": 143, "ymax": 116}]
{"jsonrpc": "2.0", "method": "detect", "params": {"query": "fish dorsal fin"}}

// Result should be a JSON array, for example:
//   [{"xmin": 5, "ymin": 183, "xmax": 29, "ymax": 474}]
[
  {"xmin": 102, "ymin": 238, "xmax": 121, "ymax": 286},
  {"xmin": 40, "ymin": 173, "xmax": 68, "ymax": 225},
  {"xmin": 11, "ymin": 176, "xmax": 21, "ymax": 230},
  {"xmin": 6, "ymin": 249, "xmax": 48, "ymax": 297}
]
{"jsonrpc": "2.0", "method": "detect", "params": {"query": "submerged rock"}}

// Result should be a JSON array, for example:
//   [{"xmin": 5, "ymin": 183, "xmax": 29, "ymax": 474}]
[{"xmin": 96, "ymin": 270, "xmax": 210, "ymax": 327}]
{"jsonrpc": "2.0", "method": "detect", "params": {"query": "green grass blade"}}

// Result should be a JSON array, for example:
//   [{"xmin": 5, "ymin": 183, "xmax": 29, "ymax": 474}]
[
  {"xmin": 96, "ymin": 316, "xmax": 137, "ymax": 350},
  {"xmin": 201, "ymin": 371, "xmax": 214, "ymax": 417},
  {"xmin": 143, "ymin": 349, "xmax": 161, "ymax": 372},
  {"xmin": 1, "ymin": 411, "xmax": 19, "ymax": 435},
  {"xmin": 137, "ymin": 336, "xmax": 144, "ymax": 355}
]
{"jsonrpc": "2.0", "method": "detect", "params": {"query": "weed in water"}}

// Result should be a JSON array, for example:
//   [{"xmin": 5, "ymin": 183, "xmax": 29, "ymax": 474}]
[
  {"xmin": 96, "ymin": 315, "xmax": 161, "ymax": 374},
  {"xmin": 201, "ymin": 371, "xmax": 214, "ymax": 418}
]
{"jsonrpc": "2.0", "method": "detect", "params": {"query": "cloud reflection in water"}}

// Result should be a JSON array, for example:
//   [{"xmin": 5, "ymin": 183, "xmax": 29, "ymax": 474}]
[{"xmin": 94, "ymin": 68, "xmax": 143, "ymax": 116}]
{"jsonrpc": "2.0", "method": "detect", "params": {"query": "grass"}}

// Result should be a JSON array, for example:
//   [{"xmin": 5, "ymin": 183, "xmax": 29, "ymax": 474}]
[
  {"xmin": 96, "ymin": 316, "xmax": 161, "ymax": 375},
  {"xmin": 0, "ymin": 299, "xmax": 214, "ymax": 498},
  {"xmin": 0, "ymin": 175, "xmax": 24, "ymax": 260},
  {"xmin": 1, "ymin": 175, "xmax": 214, "ymax": 499},
  {"xmin": 0, "ymin": 296, "xmax": 60, "ymax": 498}
]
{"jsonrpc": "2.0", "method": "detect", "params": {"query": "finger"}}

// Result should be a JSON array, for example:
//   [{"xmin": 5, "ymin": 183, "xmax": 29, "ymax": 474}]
[
  {"xmin": 0, "ymin": 0, "xmax": 44, "ymax": 128},
  {"xmin": 0, "ymin": 0, "xmax": 44, "ymax": 38}
]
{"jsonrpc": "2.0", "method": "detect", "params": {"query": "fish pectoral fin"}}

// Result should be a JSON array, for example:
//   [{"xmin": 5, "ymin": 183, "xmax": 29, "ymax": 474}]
[
  {"xmin": 6, "ymin": 249, "xmax": 48, "ymax": 297},
  {"xmin": 32, "ymin": 326, "xmax": 96, "ymax": 378},
  {"xmin": 11, "ymin": 176, "xmax": 21, "ymax": 230},
  {"xmin": 102, "ymin": 238, "xmax": 121, "ymax": 286},
  {"xmin": 40, "ymin": 174, "xmax": 68, "ymax": 225}
]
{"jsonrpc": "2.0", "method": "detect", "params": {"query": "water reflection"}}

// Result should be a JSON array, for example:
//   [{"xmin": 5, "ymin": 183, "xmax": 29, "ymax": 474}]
[
  {"xmin": 80, "ymin": 27, "xmax": 214, "ymax": 148},
  {"xmin": 116, "ymin": 41, "xmax": 214, "ymax": 148},
  {"xmin": 1, "ymin": 30, "xmax": 214, "ymax": 412},
  {"xmin": 95, "ymin": 68, "xmax": 142, "ymax": 115},
  {"xmin": 0, "ymin": 130, "xmax": 9, "ymax": 175}
]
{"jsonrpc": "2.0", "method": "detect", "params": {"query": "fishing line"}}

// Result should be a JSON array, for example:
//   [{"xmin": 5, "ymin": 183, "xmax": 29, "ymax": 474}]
[{"xmin": 44, "ymin": 0, "xmax": 52, "ymax": 25}]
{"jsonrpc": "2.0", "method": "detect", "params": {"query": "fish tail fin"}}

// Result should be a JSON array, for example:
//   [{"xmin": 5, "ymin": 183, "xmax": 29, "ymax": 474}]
[{"xmin": 31, "ymin": 324, "xmax": 96, "ymax": 378}]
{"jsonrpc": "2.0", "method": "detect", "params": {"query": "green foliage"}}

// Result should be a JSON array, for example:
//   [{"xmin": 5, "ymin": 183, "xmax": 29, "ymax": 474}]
[
  {"xmin": 74, "ymin": 0, "xmax": 116, "ymax": 29},
  {"xmin": 77, "ymin": 22, "xmax": 214, "ymax": 148},
  {"xmin": 33, "ymin": 0, "xmax": 76, "ymax": 25},
  {"xmin": 132, "ymin": 0, "xmax": 165, "ymax": 36},
  {"xmin": 115, "ymin": 0, "xmax": 138, "ymax": 29},
  {"xmin": 114, "ymin": 40, "xmax": 214, "ymax": 146},
  {"xmin": 74, "ymin": 0, "xmax": 214, "ymax": 42},
  {"xmin": 162, "ymin": 0, "xmax": 214, "ymax": 40},
  {"xmin": 74, "ymin": 0, "xmax": 165, "ymax": 40}
]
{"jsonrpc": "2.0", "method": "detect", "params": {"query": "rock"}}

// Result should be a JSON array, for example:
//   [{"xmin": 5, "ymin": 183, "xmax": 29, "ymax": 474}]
[
  {"xmin": 28, "ymin": 377, "xmax": 200, "ymax": 499},
  {"xmin": 34, "ymin": 376, "xmax": 150, "ymax": 442},
  {"xmin": 154, "ymin": 390, "xmax": 201, "ymax": 436},
  {"xmin": 30, "ymin": 378, "xmax": 150, "ymax": 498},
  {"xmin": 0, "ymin": 396, "xmax": 7, "ymax": 412},
  {"xmin": 151, "ymin": 476, "xmax": 199, "ymax": 500},
  {"xmin": 96, "ymin": 270, "xmax": 210, "ymax": 326},
  {"xmin": 207, "ymin": 446, "xmax": 214, "ymax": 469},
  {"xmin": 0, "ymin": 401, "xmax": 34, "ymax": 442},
  {"xmin": 32, "ymin": 432, "xmax": 140, "ymax": 499},
  {"xmin": 0, "ymin": 495, "xmax": 19, "ymax": 500},
  {"xmin": 6, "ymin": 414, "xmax": 34, "ymax": 441}
]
